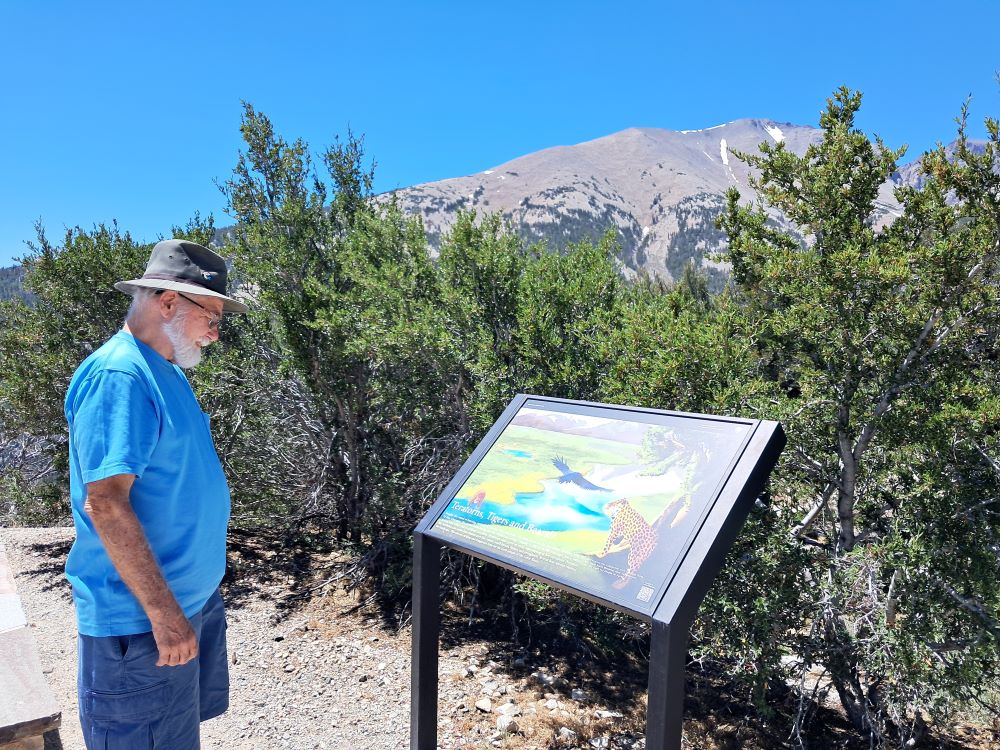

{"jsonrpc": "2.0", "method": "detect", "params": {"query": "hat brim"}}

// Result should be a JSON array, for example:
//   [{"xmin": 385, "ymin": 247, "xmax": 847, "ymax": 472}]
[{"xmin": 115, "ymin": 279, "xmax": 249, "ymax": 313}]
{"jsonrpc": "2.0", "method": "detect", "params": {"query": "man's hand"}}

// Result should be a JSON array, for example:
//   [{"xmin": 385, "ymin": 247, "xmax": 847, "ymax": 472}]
[
  {"xmin": 150, "ymin": 607, "xmax": 198, "ymax": 666},
  {"xmin": 85, "ymin": 474, "xmax": 198, "ymax": 667}
]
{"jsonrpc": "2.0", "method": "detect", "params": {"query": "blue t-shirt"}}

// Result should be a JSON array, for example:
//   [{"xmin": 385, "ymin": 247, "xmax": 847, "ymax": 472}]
[{"xmin": 64, "ymin": 330, "xmax": 231, "ymax": 636}]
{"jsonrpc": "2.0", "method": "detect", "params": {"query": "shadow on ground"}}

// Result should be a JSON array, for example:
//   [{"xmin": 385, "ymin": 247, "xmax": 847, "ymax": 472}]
[
  {"xmin": 19, "ymin": 527, "xmax": 335, "ymax": 620},
  {"xmin": 20, "ymin": 538, "xmax": 73, "ymax": 601},
  {"xmin": 432, "ymin": 607, "xmax": 995, "ymax": 750},
  {"xmin": 220, "ymin": 527, "xmax": 340, "ymax": 616}
]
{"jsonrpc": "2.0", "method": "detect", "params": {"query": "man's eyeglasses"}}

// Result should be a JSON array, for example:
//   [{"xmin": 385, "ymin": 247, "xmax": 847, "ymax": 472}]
[
  {"xmin": 155, "ymin": 289, "xmax": 222, "ymax": 331},
  {"xmin": 174, "ymin": 291, "xmax": 223, "ymax": 329}
]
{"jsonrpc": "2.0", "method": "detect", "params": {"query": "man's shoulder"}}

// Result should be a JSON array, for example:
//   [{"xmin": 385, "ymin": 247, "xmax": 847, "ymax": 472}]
[{"xmin": 69, "ymin": 334, "xmax": 152, "ymax": 391}]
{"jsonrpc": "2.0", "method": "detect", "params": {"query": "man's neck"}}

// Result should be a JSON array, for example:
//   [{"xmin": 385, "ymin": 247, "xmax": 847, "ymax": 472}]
[{"xmin": 123, "ymin": 319, "xmax": 175, "ymax": 363}]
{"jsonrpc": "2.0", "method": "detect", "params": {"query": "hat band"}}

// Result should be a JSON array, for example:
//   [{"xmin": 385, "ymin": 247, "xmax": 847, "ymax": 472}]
[{"xmin": 141, "ymin": 273, "xmax": 215, "ymax": 291}]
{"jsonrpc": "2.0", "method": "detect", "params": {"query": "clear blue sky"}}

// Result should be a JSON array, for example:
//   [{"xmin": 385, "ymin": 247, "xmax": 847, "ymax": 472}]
[{"xmin": 1, "ymin": 0, "xmax": 997, "ymax": 267}]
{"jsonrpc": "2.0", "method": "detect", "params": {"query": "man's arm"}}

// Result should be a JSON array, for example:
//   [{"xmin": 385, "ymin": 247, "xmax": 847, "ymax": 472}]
[{"xmin": 83, "ymin": 474, "xmax": 197, "ymax": 667}]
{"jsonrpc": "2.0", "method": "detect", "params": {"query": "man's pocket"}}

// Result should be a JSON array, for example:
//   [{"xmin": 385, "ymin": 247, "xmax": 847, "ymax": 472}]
[{"xmin": 84, "ymin": 681, "xmax": 171, "ymax": 749}]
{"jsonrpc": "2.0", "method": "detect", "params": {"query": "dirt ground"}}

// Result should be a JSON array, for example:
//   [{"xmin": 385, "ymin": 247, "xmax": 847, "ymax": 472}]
[{"xmin": 3, "ymin": 526, "xmax": 997, "ymax": 750}]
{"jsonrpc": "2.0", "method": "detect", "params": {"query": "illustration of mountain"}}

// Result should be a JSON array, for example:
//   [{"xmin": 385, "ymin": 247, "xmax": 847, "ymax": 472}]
[
  {"xmin": 512, "ymin": 411, "xmax": 597, "ymax": 434},
  {"xmin": 512, "ymin": 409, "xmax": 648, "ymax": 445}
]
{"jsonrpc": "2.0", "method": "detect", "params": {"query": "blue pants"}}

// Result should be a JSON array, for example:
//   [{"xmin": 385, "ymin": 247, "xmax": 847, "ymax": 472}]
[{"xmin": 78, "ymin": 589, "xmax": 229, "ymax": 749}]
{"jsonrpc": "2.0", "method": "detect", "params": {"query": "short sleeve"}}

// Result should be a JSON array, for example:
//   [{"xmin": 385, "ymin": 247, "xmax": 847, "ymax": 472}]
[{"xmin": 69, "ymin": 370, "xmax": 159, "ymax": 484}]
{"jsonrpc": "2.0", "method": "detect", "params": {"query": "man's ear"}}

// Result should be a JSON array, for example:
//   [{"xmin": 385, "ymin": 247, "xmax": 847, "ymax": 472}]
[{"xmin": 157, "ymin": 291, "xmax": 179, "ymax": 320}]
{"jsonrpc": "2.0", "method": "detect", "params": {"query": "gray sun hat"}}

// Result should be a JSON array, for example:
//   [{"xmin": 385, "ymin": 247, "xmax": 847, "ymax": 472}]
[{"xmin": 114, "ymin": 239, "xmax": 248, "ymax": 313}]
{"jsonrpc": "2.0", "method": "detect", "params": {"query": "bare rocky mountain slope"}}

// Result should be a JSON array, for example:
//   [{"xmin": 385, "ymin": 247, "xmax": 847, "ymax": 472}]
[{"xmin": 388, "ymin": 119, "xmax": 914, "ymax": 287}]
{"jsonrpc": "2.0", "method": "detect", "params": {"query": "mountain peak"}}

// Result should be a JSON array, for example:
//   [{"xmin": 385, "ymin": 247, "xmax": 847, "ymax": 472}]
[{"xmin": 387, "ymin": 119, "xmax": 925, "ymax": 288}]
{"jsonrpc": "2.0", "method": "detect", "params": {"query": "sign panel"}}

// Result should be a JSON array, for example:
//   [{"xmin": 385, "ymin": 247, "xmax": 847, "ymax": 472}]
[{"xmin": 425, "ymin": 397, "xmax": 756, "ymax": 617}]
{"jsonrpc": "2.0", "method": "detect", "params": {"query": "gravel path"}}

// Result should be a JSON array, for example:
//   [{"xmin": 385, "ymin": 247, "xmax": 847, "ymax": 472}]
[
  {"xmin": 3, "ymin": 527, "xmax": 417, "ymax": 750},
  {"xmin": 2, "ymin": 527, "xmax": 631, "ymax": 750}
]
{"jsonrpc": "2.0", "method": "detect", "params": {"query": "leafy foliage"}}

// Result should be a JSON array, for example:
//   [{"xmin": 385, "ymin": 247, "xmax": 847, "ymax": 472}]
[
  {"xmin": 0, "ymin": 223, "xmax": 151, "ymax": 522},
  {"xmin": 718, "ymin": 87, "xmax": 1000, "ymax": 744},
  {"xmin": 222, "ymin": 104, "xmax": 473, "ymax": 546},
  {"xmin": 0, "ymin": 214, "xmax": 292, "ymax": 526}
]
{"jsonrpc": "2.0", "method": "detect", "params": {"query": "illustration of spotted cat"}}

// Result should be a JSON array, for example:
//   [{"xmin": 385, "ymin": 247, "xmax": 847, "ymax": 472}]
[
  {"xmin": 594, "ymin": 498, "xmax": 658, "ymax": 589},
  {"xmin": 594, "ymin": 497, "xmax": 689, "ymax": 589}
]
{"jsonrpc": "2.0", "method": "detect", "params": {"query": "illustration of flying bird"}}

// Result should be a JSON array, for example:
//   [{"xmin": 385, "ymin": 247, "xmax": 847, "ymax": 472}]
[{"xmin": 551, "ymin": 457, "xmax": 612, "ymax": 492}]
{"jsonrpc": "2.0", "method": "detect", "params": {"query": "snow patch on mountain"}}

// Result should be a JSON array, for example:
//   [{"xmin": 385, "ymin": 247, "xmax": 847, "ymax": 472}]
[
  {"xmin": 765, "ymin": 124, "xmax": 785, "ymax": 143},
  {"xmin": 680, "ymin": 123, "xmax": 728, "ymax": 134}
]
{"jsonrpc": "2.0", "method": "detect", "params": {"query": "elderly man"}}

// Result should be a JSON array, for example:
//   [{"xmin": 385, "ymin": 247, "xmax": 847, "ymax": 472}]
[{"xmin": 64, "ymin": 239, "xmax": 247, "ymax": 749}]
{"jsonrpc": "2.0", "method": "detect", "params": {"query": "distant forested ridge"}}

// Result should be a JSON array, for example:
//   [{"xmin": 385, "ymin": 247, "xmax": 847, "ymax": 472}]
[{"xmin": 0, "ymin": 265, "xmax": 29, "ymax": 303}]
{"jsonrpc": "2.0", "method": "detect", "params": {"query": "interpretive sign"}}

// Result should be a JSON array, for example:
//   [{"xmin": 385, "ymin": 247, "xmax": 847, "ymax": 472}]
[
  {"xmin": 427, "ymin": 400, "xmax": 754, "ymax": 617},
  {"xmin": 410, "ymin": 395, "xmax": 785, "ymax": 750}
]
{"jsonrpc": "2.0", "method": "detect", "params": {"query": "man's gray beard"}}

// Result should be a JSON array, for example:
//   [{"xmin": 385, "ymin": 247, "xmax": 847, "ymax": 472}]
[{"xmin": 164, "ymin": 308, "xmax": 204, "ymax": 369}]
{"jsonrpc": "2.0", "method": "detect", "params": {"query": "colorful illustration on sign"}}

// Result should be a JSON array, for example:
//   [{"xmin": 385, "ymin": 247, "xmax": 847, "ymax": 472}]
[{"xmin": 431, "ymin": 405, "xmax": 752, "ymax": 607}]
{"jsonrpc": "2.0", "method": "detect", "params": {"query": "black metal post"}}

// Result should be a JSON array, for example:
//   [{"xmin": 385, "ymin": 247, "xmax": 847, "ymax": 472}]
[
  {"xmin": 410, "ymin": 532, "xmax": 440, "ymax": 750},
  {"xmin": 645, "ymin": 618, "xmax": 688, "ymax": 750}
]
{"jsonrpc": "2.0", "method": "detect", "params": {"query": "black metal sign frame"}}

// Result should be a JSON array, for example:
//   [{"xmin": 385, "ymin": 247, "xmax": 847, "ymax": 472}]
[{"xmin": 410, "ymin": 394, "xmax": 786, "ymax": 749}]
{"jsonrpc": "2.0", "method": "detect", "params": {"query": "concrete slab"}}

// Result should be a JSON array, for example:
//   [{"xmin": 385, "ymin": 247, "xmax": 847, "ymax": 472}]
[
  {"xmin": 0, "ymin": 735, "xmax": 44, "ymax": 749},
  {"xmin": 0, "ymin": 597, "xmax": 24, "ymax": 638},
  {"xmin": 0, "ymin": 542, "xmax": 28, "ymax": 635},
  {"xmin": 0, "ymin": 538, "xmax": 61, "ymax": 744},
  {"xmin": 0, "ymin": 627, "xmax": 61, "ymax": 744},
  {"xmin": 0, "ymin": 547, "xmax": 15, "ymax": 593}
]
